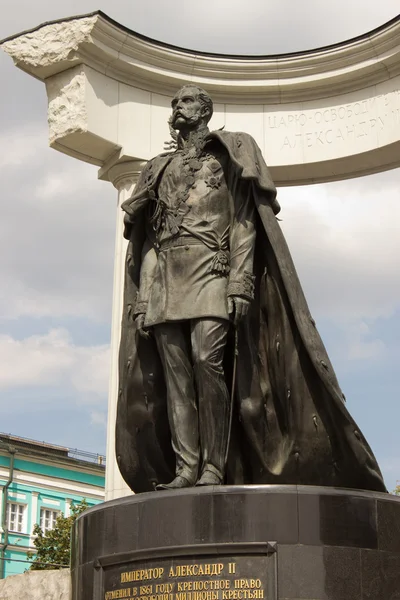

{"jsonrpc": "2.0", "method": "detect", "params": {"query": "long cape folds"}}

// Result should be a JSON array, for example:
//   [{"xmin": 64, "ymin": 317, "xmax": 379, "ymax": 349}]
[{"xmin": 117, "ymin": 131, "xmax": 386, "ymax": 493}]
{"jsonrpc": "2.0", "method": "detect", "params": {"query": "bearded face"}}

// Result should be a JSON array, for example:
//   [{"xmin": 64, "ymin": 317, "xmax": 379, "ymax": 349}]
[{"xmin": 170, "ymin": 87, "xmax": 206, "ymax": 131}]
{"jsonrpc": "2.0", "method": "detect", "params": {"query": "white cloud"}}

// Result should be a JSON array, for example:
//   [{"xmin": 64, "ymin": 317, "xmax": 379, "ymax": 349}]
[
  {"xmin": 0, "ymin": 126, "xmax": 115, "ymax": 321},
  {"xmin": 90, "ymin": 410, "xmax": 107, "ymax": 427},
  {"xmin": 0, "ymin": 125, "xmax": 47, "ymax": 168},
  {"xmin": 345, "ymin": 321, "xmax": 386, "ymax": 361},
  {"xmin": 0, "ymin": 328, "xmax": 109, "ymax": 398},
  {"xmin": 278, "ymin": 168, "xmax": 400, "ymax": 323}
]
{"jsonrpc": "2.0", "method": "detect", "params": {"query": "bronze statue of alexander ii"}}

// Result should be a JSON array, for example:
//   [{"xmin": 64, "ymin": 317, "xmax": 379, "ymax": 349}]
[{"xmin": 115, "ymin": 85, "xmax": 385, "ymax": 494}]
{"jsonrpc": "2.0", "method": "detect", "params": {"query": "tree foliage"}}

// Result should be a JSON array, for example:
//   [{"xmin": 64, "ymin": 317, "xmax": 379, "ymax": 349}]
[
  {"xmin": 392, "ymin": 483, "xmax": 400, "ymax": 496},
  {"xmin": 27, "ymin": 500, "xmax": 88, "ymax": 570}
]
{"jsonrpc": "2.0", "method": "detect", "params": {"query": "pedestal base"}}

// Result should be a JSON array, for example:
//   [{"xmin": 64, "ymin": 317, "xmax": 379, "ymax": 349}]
[{"xmin": 72, "ymin": 485, "xmax": 400, "ymax": 599}]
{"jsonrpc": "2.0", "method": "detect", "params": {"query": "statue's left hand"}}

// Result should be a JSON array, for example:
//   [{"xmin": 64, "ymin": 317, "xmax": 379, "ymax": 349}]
[{"xmin": 228, "ymin": 296, "xmax": 250, "ymax": 326}]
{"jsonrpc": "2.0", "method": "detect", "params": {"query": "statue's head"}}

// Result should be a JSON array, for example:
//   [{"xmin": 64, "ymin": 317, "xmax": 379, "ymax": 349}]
[{"xmin": 170, "ymin": 85, "xmax": 213, "ymax": 132}]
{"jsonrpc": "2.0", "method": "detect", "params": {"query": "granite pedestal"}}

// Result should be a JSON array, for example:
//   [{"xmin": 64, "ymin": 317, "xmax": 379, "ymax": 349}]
[{"xmin": 72, "ymin": 485, "xmax": 400, "ymax": 600}]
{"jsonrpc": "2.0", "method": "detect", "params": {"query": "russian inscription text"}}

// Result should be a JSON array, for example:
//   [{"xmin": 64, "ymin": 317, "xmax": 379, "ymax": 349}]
[
  {"xmin": 104, "ymin": 556, "xmax": 270, "ymax": 600},
  {"xmin": 264, "ymin": 88, "xmax": 400, "ymax": 152}
]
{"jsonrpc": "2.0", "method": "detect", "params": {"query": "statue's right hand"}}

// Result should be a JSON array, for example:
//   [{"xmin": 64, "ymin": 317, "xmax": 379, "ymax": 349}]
[
  {"xmin": 135, "ymin": 314, "xmax": 151, "ymax": 339},
  {"xmin": 163, "ymin": 139, "xmax": 178, "ymax": 151}
]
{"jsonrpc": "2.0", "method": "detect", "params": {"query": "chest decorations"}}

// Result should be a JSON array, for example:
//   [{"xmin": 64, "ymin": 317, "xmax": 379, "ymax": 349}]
[
  {"xmin": 148, "ymin": 136, "xmax": 230, "ymax": 276},
  {"xmin": 150, "ymin": 134, "xmax": 206, "ymax": 237}
]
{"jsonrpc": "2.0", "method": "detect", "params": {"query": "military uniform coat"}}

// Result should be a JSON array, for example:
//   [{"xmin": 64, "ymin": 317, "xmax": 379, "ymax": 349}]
[{"xmin": 132, "ymin": 144, "xmax": 257, "ymax": 326}]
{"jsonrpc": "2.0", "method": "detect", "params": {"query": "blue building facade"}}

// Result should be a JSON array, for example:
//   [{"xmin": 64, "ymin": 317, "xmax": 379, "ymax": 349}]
[{"xmin": 0, "ymin": 434, "xmax": 105, "ymax": 578}]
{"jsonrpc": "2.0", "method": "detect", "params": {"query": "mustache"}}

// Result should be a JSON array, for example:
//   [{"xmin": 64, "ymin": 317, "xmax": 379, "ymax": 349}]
[{"xmin": 171, "ymin": 110, "xmax": 200, "ymax": 124}]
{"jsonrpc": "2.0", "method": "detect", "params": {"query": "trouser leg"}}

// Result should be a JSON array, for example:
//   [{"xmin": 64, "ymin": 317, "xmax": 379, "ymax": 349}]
[
  {"xmin": 191, "ymin": 318, "xmax": 230, "ymax": 482},
  {"xmin": 154, "ymin": 322, "xmax": 199, "ymax": 484}
]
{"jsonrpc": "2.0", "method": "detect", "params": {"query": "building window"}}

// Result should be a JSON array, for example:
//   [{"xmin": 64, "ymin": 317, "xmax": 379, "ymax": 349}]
[
  {"xmin": 40, "ymin": 508, "xmax": 60, "ymax": 533},
  {"xmin": 7, "ymin": 503, "xmax": 27, "ymax": 533}
]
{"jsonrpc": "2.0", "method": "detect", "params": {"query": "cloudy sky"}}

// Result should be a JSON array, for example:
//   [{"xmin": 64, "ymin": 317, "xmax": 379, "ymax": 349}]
[{"xmin": 0, "ymin": 1, "xmax": 400, "ymax": 490}]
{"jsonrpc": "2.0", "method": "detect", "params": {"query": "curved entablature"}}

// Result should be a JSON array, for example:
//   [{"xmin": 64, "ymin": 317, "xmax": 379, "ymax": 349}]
[
  {"xmin": 2, "ymin": 11, "xmax": 400, "ymax": 184},
  {"xmin": 2, "ymin": 11, "xmax": 400, "ymax": 102}
]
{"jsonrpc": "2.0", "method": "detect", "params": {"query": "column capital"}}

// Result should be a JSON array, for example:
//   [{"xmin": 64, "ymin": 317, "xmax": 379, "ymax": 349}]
[{"xmin": 107, "ymin": 160, "xmax": 146, "ymax": 191}]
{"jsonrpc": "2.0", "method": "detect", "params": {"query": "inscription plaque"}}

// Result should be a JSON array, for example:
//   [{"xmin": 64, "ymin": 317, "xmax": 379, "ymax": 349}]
[
  {"xmin": 102, "ymin": 553, "xmax": 276, "ymax": 600},
  {"xmin": 262, "ymin": 85, "xmax": 400, "ymax": 162}
]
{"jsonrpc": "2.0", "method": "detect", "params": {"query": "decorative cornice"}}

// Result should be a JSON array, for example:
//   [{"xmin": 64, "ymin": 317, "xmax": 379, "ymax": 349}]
[{"xmin": 2, "ymin": 11, "xmax": 400, "ymax": 103}]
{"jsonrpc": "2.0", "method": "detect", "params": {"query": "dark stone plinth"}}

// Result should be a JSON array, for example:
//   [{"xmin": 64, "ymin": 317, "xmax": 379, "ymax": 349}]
[{"xmin": 72, "ymin": 485, "xmax": 400, "ymax": 600}]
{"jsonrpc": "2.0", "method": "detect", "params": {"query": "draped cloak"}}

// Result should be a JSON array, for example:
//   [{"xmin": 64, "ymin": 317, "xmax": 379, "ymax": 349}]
[{"xmin": 116, "ymin": 130, "xmax": 386, "ymax": 494}]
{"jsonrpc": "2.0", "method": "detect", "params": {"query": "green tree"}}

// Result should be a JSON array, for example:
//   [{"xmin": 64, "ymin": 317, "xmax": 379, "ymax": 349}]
[
  {"xmin": 27, "ymin": 500, "xmax": 88, "ymax": 570},
  {"xmin": 392, "ymin": 483, "xmax": 400, "ymax": 496}
]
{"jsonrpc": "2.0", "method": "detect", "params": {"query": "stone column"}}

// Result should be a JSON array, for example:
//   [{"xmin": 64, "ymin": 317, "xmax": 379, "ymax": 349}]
[{"xmin": 105, "ymin": 161, "xmax": 144, "ymax": 500}]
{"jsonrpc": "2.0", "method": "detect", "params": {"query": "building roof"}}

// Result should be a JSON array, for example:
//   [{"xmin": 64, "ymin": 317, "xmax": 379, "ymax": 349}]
[{"xmin": 0, "ymin": 433, "xmax": 106, "ymax": 473}]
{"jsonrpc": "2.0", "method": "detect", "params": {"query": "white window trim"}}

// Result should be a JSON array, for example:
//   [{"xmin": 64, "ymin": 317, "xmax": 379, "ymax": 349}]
[
  {"xmin": 39, "ymin": 507, "xmax": 61, "ymax": 533},
  {"xmin": 7, "ymin": 502, "xmax": 28, "ymax": 534}
]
